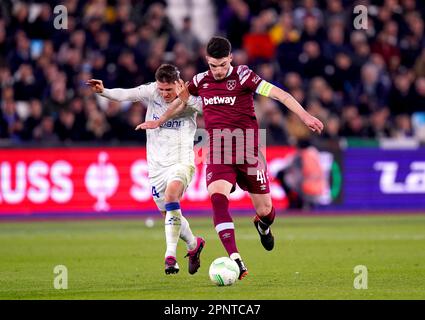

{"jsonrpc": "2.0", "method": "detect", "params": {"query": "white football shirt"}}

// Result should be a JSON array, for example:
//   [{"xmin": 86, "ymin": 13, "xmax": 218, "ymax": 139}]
[{"xmin": 100, "ymin": 82, "xmax": 202, "ymax": 170}]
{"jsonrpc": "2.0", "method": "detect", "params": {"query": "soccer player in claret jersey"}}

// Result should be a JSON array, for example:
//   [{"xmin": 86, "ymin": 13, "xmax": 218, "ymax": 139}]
[
  {"xmin": 188, "ymin": 36, "xmax": 323, "ymax": 279},
  {"xmin": 141, "ymin": 37, "xmax": 324, "ymax": 280},
  {"xmin": 86, "ymin": 64, "xmax": 205, "ymax": 276}
]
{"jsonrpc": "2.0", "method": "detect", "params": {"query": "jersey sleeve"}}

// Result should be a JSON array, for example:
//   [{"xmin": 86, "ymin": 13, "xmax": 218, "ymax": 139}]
[
  {"xmin": 100, "ymin": 82, "xmax": 156, "ymax": 102},
  {"xmin": 188, "ymin": 71, "xmax": 209, "ymax": 96},
  {"xmin": 186, "ymin": 96, "xmax": 203, "ymax": 115},
  {"xmin": 237, "ymin": 65, "xmax": 263, "ymax": 93},
  {"xmin": 136, "ymin": 82, "xmax": 156, "ymax": 101},
  {"xmin": 188, "ymin": 80, "xmax": 199, "ymax": 96}
]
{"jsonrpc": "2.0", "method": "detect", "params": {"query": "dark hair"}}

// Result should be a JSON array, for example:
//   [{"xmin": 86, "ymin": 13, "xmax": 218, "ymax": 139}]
[
  {"xmin": 206, "ymin": 36, "xmax": 232, "ymax": 59},
  {"xmin": 155, "ymin": 64, "xmax": 180, "ymax": 83}
]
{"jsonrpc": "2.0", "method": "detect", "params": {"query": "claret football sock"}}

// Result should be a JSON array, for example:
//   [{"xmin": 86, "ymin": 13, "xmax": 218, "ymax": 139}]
[
  {"xmin": 254, "ymin": 207, "xmax": 275, "ymax": 251},
  {"xmin": 211, "ymin": 193, "xmax": 239, "ymax": 256},
  {"xmin": 256, "ymin": 207, "xmax": 276, "ymax": 233}
]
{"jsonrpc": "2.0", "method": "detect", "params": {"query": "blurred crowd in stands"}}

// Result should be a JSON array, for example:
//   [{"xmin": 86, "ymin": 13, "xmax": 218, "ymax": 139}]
[{"xmin": 0, "ymin": 0, "xmax": 424, "ymax": 146}]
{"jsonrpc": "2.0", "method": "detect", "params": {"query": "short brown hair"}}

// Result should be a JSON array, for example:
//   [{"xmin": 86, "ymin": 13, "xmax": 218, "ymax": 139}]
[
  {"xmin": 206, "ymin": 36, "xmax": 232, "ymax": 59},
  {"xmin": 155, "ymin": 64, "xmax": 180, "ymax": 83}
]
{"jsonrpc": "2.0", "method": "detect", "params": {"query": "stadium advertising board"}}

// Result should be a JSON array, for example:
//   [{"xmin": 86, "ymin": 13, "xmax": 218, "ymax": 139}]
[
  {"xmin": 9, "ymin": 145, "xmax": 413, "ymax": 215},
  {"xmin": 343, "ymin": 148, "xmax": 425, "ymax": 209},
  {"xmin": 0, "ymin": 146, "xmax": 320, "ymax": 216}
]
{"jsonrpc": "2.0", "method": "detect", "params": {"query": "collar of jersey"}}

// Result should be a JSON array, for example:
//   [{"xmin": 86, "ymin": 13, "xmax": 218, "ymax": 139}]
[{"xmin": 225, "ymin": 65, "xmax": 234, "ymax": 78}]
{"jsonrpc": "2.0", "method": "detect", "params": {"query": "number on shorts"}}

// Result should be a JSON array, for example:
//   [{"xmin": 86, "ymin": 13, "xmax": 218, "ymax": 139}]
[
  {"xmin": 151, "ymin": 186, "xmax": 160, "ymax": 198},
  {"xmin": 256, "ymin": 170, "xmax": 266, "ymax": 184}
]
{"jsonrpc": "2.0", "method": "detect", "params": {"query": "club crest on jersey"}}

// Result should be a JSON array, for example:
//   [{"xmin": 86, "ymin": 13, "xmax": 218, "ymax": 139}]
[{"xmin": 226, "ymin": 80, "xmax": 236, "ymax": 91}]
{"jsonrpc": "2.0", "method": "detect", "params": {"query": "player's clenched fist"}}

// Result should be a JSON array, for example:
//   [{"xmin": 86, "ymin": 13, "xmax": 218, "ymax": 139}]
[
  {"xmin": 175, "ymin": 79, "xmax": 190, "ymax": 104},
  {"xmin": 301, "ymin": 113, "xmax": 324, "ymax": 134},
  {"xmin": 86, "ymin": 79, "xmax": 104, "ymax": 93}
]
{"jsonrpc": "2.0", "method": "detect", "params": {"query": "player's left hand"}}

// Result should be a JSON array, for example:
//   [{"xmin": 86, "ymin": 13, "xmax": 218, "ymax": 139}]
[
  {"xmin": 175, "ymin": 79, "xmax": 190, "ymax": 104},
  {"xmin": 135, "ymin": 120, "xmax": 161, "ymax": 130},
  {"xmin": 301, "ymin": 113, "xmax": 324, "ymax": 134}
]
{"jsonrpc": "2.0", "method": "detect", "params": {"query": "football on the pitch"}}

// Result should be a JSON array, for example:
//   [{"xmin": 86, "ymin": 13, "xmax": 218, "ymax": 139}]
[{"xmin": 209, "ymin": 257, "xmax": 239, "ymax": 286}]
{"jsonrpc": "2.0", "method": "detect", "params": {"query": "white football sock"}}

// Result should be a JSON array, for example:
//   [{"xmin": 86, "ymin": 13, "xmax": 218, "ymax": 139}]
[
  {"xmin": 164, "ymin": 203, "xmax": 182, "ymax": 258},
  {"xmin": 179, "ymin": 215, "xmax": 197, "ymax": 251}
]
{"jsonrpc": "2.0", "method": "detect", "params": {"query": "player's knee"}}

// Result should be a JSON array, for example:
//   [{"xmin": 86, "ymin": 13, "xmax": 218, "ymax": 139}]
[
  {"xmin": 207, "ymin": 180, "xmax": 232, "ymax": 197},
  {"xmin": 165, "ymin": 181, "xmax": 184, "ymax": 203},
  {"xmin": 164, "ymin": 189, "xmax": 181, "ymax": 203},
  {"xmin": 256, "ymin": 201, "xmax": 273, "ymax": 217},
  {"xmin": 207, "ymin": 184, "xmax": 222, "ymax": 196},
  {"xmin": 164, "ymin": 193, "xmax": 180, "ymax": 203}
]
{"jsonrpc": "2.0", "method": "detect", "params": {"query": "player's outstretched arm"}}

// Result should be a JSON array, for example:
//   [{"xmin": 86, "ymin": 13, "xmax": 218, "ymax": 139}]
[
  {"xmin": 86, "ymin": 79, "xmax": 142, "ymax": 102},
  {"xmin": 86, "ymin": 79, "xmax": 104, "ymax": 93},
  {"xmin": 269, "ymin": 86, "xmax": 324, "ymax": 134}
]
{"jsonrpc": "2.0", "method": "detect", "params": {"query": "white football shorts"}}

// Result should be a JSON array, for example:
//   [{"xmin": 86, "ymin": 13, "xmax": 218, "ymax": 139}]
[{"xmin": 148, "ymin": 163, "xmax": 195, "ymax": 212}]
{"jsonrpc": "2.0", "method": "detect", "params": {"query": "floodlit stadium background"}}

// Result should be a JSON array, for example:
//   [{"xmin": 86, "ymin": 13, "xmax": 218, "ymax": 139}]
[{"xmin": 1, "ymin": 0, "xmax": 424, "ymax": 217}]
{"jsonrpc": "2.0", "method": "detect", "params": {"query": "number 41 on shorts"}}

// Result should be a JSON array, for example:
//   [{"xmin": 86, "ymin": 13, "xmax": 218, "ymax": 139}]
[{"xmin": 256, "ymin": 170, "xmax": 267, "ymax": 184}]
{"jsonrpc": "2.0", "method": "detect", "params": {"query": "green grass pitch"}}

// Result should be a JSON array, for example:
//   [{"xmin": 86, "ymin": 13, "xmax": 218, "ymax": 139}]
[{"xmin": 0, "ymin": 214, "xmax": 424, "ymax": 300}]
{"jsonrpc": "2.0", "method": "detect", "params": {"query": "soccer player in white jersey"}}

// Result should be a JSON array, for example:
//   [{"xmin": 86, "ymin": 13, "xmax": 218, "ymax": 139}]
[{"xmin": 86, "ymin": 64, "xmax": 205, "ymax": 275}]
